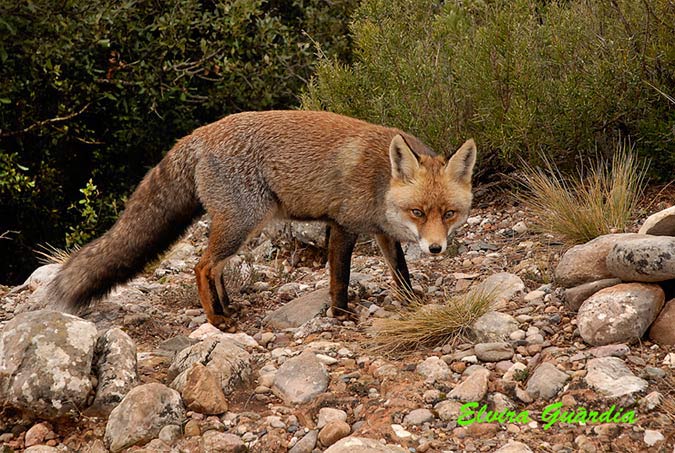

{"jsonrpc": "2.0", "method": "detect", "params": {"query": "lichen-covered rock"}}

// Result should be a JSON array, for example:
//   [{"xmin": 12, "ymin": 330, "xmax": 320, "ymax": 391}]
[
  {"xmin": 272, "ymin": 350, "xmax": 329, "ymax": 404},
  {"xmin": 263, "ymin": 288, "xmax": 330, "ymax": 329},
  {"xmin": 472, "ymin": 273, "xmax": 525, "ymax": 305},
  {"xmin": 471, "ymin": 311, "xmax": 519, "ymax": 342},
  {"xmin": 525, "ymin": 362, "xmax": 569, "ymax": 400},
  {"xmin": 0, "ymin": 310, "xmax": 97, "ymax": 419},
  {"xmin": 324, "ymin": 437, "xmax": 407, "ymax": 453},
  {"xmin": 577, "ymin": 283, "xmax": 664, "ymax": 346},
  {"xmin": 86, "ymin": 327, "xmax": 138, "ymax": 416},
  {"xmin": 554, "ymin": 233, "xmax": 643, "ymax": 287},
  {"xmin": 585, "ymin": 357, "xmax": 648, "ymax": 398},
  {"xmin": 563, "ymin": 278, "xmax": 621, "ymax": 311},
  {"xmin": 606, "ymin": 236, "xmax": 675, "ymax": 282},
  {"xmin": 168, "ymin": 337, "xmax": 251, "ymax": 395},
  {"xmin": 104, "ymin": 383, "xmax": 185, "ymax": 452}
]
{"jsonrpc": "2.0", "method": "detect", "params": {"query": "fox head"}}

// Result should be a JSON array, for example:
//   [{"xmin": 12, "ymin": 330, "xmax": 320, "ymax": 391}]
[{"xmin": 384, "ymin": 135, "xmax": 476, "ymax": 255}]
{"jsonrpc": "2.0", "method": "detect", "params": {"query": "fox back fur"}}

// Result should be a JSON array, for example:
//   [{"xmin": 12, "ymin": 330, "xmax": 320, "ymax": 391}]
[{"xmin": 49, "ymin": 110, "xmax": 477, "ymax": 328}]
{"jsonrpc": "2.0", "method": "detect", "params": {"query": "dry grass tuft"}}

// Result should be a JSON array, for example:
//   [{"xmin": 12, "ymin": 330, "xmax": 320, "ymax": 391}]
[
  {"xmin": 517, "ymin": 144, "xmax": 648, "ymax": 245},
  {"xmin": 34, "ymin": 243, "xmax": 79, "ymax": 265},
  {"xmin": 368, "ymin": 287, "xmax": 494, "ymax": 356}
]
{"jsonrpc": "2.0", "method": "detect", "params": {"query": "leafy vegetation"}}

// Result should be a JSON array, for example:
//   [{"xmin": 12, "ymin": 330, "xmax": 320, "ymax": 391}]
[
  {"xmin": 0, "ymin": 0, "xmax": 356, "ymax": 283},
  {"xmin": 303, "ymin": 0, "xmax": 675, "ymax": 180}
]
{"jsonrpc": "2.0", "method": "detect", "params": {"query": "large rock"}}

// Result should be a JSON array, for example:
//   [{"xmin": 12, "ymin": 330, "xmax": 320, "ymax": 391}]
[
  {"xmin": 472, "ymin": 273, "xmax": 525, "ymax": 305},
  {"xmin": 168, "ymin": 337, "xmax": 251, "ymax": 395},
  {"xmin": 86, "ymin": 328, "xmax": 138, "ymax": 416},
  {"xmin": 324, "ymin": 437, "xmax": 407, "ymax": 453},
  {"xmin": 264, "ymin": 288, "xmax": 330, "ymax": 329},
  {"xmin": 200, "ymin": 431, "xmax": 246, "ymax": 452},
  {"xmin": 474, "ymin": 342, "xmax": 514, "ymax": 362},
  {"xmin": 606, "ymin": 236, "xmax": 675, "ymax": 282},
  {"xmin": 448, "ymin": 367, "xmax": 490, "ymax": 402},
  {"xmin": 181, "ymin": 362, "xmax": 229, "ymax": 414},
  {"xmin": 638, "ymin": 206, "xmax": 675, "ymax": 236},
  {"xmin": 272, "ymin": 350, "xmax": 328, "ymax": 404},
  {"xmin": 494, "ymin": 441, "xmax": 534, "ymax": 453},
  {"xmin": 104, "ymin": 383, "xmax": 185, "ymax": 452},
  {"xmin": 648, "ymin": 299, "xmax": 675, "ymax": 345},
  {"xmin": 525, "ymin": 362, "xmax": 569, "ymax": 400},
  {"xmin": 416, "ymin": 356, "xmax": 450, "ymax": 384},
  {"xmin": 585, "ymin": 357, "xmax": 648, "ymax": 398},
  {"xmin": 471, "ymin": 311, "xmax": 519, "ymax": 342},
  {"xmin": 0, "ymin": 310, "xmax": 97, "ymax": 419},
  {"xmin": 563, "ymin": 278, "xmax": 621, "ymax": 312},
  {"xmin": 554, "ymin": 234, "xmax": 642, "ymax": 288},
  {"xmin": 577, "ymin": 283, "xmax": 664, "ymax": 345}
]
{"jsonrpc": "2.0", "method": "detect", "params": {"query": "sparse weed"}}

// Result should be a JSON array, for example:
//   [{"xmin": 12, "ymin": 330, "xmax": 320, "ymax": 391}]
[
  {"xmin": 517, "ymin": 144, "xmax": 648, "ymax": 245},
  {"xmin": 368, "ymin": 287, "xmax": 493, "ymax": 356}
]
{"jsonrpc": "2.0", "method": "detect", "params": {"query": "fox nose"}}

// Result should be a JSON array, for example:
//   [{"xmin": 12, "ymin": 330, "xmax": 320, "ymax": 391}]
[{"xmin": 429, "ymin": 243, "xmax": 442, "ymax": 254}]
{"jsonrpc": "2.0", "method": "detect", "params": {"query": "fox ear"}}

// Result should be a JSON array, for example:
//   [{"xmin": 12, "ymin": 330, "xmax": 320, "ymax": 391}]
[
  {"xmin": 445, "ymin": 139, "xmax": 476, "ymax": 185},
  {"xmin": 389, "ymin": 134, "xmax": 420, "ymax": 182}
]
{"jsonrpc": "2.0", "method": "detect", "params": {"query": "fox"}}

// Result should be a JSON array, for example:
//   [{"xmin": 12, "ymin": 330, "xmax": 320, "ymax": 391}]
[{"xmin": 47, "ymin": 110, "xmax": 477, "ymax": 329}]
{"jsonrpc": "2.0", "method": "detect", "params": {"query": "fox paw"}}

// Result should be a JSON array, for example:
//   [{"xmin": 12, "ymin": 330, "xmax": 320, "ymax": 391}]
[
  {"xmin": 207, "ymin": 314, "xmax": 237, "ymax": 332},
  {"xmin": 329, "ymin": 305, "xmax": 357, "ymax": 322}
]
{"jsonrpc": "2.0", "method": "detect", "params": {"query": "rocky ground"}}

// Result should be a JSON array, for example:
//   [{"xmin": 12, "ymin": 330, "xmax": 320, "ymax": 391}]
[{"xmin": 1, "ymin": 188, "xmax": 675, "ymax": 453}]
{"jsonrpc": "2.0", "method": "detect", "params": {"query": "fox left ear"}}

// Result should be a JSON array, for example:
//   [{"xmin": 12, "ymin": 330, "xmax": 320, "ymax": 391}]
[
  {"xmin": 445, "ymin": 139, "xmax": 476, "ymax": 185},
  {"xmin": 389, "ymin": 134, "xmax": 420, "ymax": 183}
]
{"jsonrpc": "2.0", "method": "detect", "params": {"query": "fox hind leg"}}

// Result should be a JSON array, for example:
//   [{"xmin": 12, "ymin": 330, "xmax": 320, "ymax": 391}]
[
  {"xmin": 195, "ymin": 211, "xmax": 266, "ymax": 330},
  {"xmin": 375, "ymin": 234, "xmax": 413, "ymax": 298}
]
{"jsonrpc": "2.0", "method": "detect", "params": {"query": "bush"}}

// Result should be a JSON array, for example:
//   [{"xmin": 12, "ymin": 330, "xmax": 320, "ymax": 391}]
[
  {"xmin": 0, "ymin": 0, "xmax": 356, "ymax": 283},
  {"xmin": 302, "ymin": 0, "xmax": 675, "ymax": 180}
]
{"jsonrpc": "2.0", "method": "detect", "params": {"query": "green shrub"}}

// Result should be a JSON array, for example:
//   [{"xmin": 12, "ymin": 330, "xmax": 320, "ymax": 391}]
[
  {"xmin": 303, "ymin": 0, "xmax": 675, "ymax": 180},
  {"xmin": 0, "ymin": 0, "xmax": 356, "ymax": 283}
]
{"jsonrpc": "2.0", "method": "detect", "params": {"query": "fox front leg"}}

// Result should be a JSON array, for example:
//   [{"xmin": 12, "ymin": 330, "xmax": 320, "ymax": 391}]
[
  {"xmin": 375, "ymin": 233, "xmax": 413, "ymax": 296},
  {"xmin": 327, "ymin": 223, "xmax": 358, "ymax": 316}
]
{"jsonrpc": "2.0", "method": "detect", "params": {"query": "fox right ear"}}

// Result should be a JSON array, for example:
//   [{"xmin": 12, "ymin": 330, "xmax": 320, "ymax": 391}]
[{"xmin": 389, "ymin": 134, "xmax": 420, "ymax": 182}]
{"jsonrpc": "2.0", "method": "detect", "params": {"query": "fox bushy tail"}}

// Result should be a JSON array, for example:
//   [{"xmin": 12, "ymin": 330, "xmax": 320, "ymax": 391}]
[{"xmin": 50, "ymin": 138, "xmax": 202, "ymax": 312}]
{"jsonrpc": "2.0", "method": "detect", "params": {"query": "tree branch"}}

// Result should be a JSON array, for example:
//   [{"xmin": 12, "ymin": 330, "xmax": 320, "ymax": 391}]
[{"xmin": 0, "ymin": 103, "xmax": 90, "ymax": 138}]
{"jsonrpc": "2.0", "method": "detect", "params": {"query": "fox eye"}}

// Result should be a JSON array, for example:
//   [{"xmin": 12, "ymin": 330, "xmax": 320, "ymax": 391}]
[
  {"xmin": 411, "ymin": 208, "xmax": 425, "ymax": 218},
  {"xmin": 443, "ymin": 210, "xmax": 456, "ymax": 220}
]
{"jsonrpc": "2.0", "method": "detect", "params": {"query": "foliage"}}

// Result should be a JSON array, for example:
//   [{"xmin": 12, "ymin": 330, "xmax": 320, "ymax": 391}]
[
  {"xmin": 517, "ymin": 144, "xmax": 649, "ymax": 245},
  {"xmin": 302, "ymin": 0, "xmax": 675, "ymax": 180},
  {"xmin": 0, "ymin": 0, "xmax": 356, "ymax": 283}
]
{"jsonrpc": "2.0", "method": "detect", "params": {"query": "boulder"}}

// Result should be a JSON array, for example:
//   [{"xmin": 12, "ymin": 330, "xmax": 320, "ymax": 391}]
[
  {"xmin": 606, "ymin": 236, "xmax": 675, "ymax": 282},
  {"xmin": 585, "ymin": 357, "xmax": 648, "ymax": 398},
  {"xmin": 638, "ymin": 206, "xmax": 675, "ymax": 236},
  {"xmin": 563, "ymin": 278, "xmax": 621, "ymax": 311},
  {"xmin": 264, "ymin": 288, "xmax": 330, "ymax": 329},
  {"xmin": 554, "ymin": 234, "xmax": 642, "ymax": 287},
  {"xmin": 0, "ymin": 310, "xmax": 97, "ymax": 419},
  {"xmin": 272, "ymin": 350, "xmax": 328, "ymax": 404},
  {"xmin": 648, "ymin": 299, "xmax": 675, "ymax": 345},
  {"xmin": 577, "ymin": 283, "xmax": 664, "ymax": 345},
  {"xmin": 104, "ymin": 383, "xmax": 185, "ymax": 452},
  {"xmin": 86, "ymin": 328, "xmax": 138, "ymax": 416},
  {"xmin": 169, "ymin": 337, "xmax": 251, "ymax": 395},
  {"xmin": 324, "ymin": 437, "xmax": 407, "ymax": 453}
]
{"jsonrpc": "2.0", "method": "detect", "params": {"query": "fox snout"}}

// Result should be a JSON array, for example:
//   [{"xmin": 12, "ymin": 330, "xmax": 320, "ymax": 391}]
[{"xmin": 419, "ymin": 236, "xmax": 447, "ymax": 255}]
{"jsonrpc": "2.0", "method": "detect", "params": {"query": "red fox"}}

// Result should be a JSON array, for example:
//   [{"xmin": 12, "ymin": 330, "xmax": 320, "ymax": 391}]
[{"xmin": 48, "ymin": 110, "xmax": 476, "ymax": 329}]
